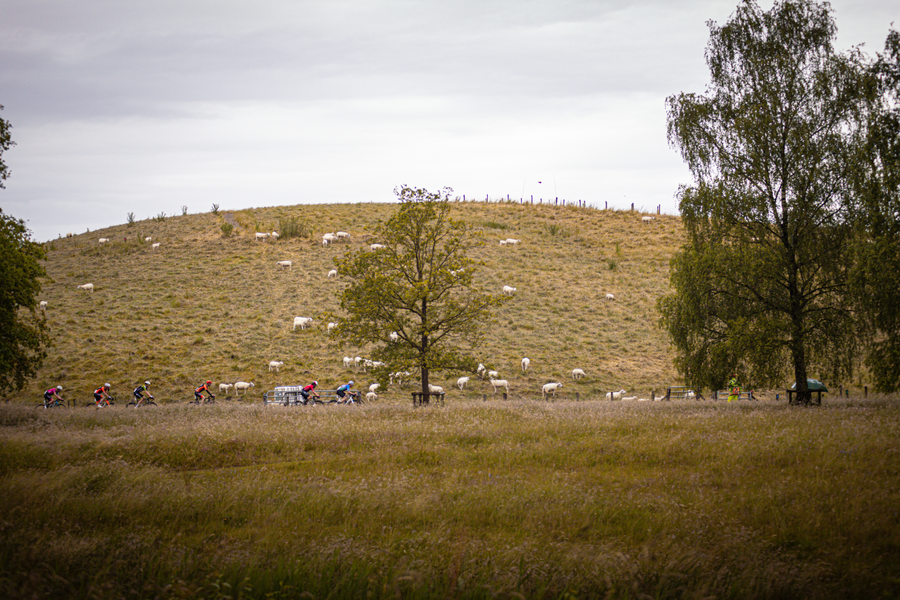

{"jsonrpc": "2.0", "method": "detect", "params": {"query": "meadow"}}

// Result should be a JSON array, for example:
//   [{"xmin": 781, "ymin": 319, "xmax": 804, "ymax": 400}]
[{"xmin": 1, "ymin": 397, "xmax": 898, "ymax": 599}]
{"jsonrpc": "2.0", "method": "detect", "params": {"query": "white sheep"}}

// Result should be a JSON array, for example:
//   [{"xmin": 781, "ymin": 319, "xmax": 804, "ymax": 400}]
[
  {"xmin": 489, "ymin": 378, "xmax": 509, "ymax": 394},
  {"xmin": 234, "ymin": 381, "xmax": 255, "ymax": 395},
  {"xmin": 457, "ymin": 376, "xmax": 469, "ymax": 390},
  {"xmin": 641, "ymin": 216, "xmax": 656, "ymax": 224},
  {"xmin": 572, "ymin": 368, "xmax": 586, "ymax": 380},
  {"xmin": 151, "ymin": 242, "xmax": 161, "ymax": 250},
  {"xmin": 292, "ymin": 317, "xmax": 313, "ymax": 330},
  {"xmin": 255, "ymin": 232, "xmax": 270, "ymax": 241},
  {"xmin": 39, "ymin": 300, "xmax": 48, "ymax": 310},
  {"xmin": 542, "ymin": 382, "xmax": 563, "ymax": 398},
  {"xmin": 323, "ymin": 233, "xmax": 337, "ymax": 245},
  {"xmin": 268, "ymin": 360, "xmax": 284, "ymax": 372},
  {"xmin": 327, "ymin": 322, "xmax": 338, "ymax": 331},
  {"xmin": 428, "ymin": 384, "xmax": 444, "ymax": 394},
  {"xmin": 144, "ymin": 236, "xmax": 152, "ymax": 242},
  {"xmin": 505, "ymin": 238, "xmax": 521, "ymax": 245},
  {"xmin": 390, "ymin": 371, "xmax": 410, "ymax": 386},
  {"xmin": 605, "ymin": 293, "xmax": 616, "ymax": 301},
  {"xmin": 77, "ymin": 283, "xmax": 94, "ymax": 293},
  {"xmin": 521, "ymin": 357, "xmax": 530, "ymax": 373},
  {"xmin": 477, "ymin": 363, "xmax": 486, "ymax": 379},
  {"xmin": 355, "ymin": 356, "xmax": 363, "ymax": 369},
  {"xmin": 499, "ymin": 239, "xmax": 507, "ymax": 245},
  {"xmin": 336, "ymin": 231, "xmax": 350, "ymax": 240},
  {"xmin": 343, "ymin": 356, "xmax": 353, "ymax": 369},
  {"xmin": 370, "ymin": 243, "xmax": 385, "ymax": 251},
  {"xmin": 487, "ymin": 370, "xmax": 500, "ymax": 380},
  {"xmin": 605, "ymin": 389, "xmax": 627, "ymax": 401},
  {"xmin": 270, "ymin": 231, "xmax": 279, "ymax": 240},
  {"xmin": 369, "ymin": 383, "xmax": 380, "ymax": 393},
  {"xmin": 389, "ymin": 331, "xmax": 399, "ymax": 342},
  {"xmin": 98, "ymin": 238, "xmax": 109, "ymax": 244},
  {"xmin": 276, "ymin": 260, "xmax": 292, "ymax": 270},
  {"xmin": 327, "ymin": 269, "xmax": 338, "ymax": 278},
  {"xmin": 218, "ymin": 383, "xmax": 234, "ymax": 394},
  {"xmin": 366, "ymin": 391, "xmax": 378, "ymax": 402},
  {"xmin": 502, "ymin": 285, "xmax": 517, "ymax": 296}
]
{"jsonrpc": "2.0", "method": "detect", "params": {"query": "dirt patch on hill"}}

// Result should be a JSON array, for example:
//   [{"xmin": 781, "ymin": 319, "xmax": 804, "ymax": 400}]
[{"xmin": 223, "ymin": 212, "xmax": 240, "ymax": 231}]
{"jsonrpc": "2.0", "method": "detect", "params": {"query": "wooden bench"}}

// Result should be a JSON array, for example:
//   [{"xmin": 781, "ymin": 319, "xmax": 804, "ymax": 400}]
[
  {"xmin": 412, "ymin": 391, "xmax": 445, "ymax": 406},
  {"xmin": 714, "ymin": 389, "xmax": 755, "ymax": 401},
  {"xmin": 786, "ymin": 389, "xmax": 823, "ymax": 406},
  {"xmin": 664, "ymin": 386, "xmax": 704, "ymax": 400}
]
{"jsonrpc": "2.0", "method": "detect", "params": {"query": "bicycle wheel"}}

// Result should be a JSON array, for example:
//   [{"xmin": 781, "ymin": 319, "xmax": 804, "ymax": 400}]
[
  {"xmin": 143, "ymin": 400, "xmax": 157, "ymax": 407},
  {"xmin": 126, "ymin": 401, "xmax": 137, "ymax": 408}
]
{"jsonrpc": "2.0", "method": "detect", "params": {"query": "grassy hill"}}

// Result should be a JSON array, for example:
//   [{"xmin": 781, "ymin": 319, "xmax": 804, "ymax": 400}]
[{"xmin": 19, "ymin": 200, "xmax": 684, "ymax": 404}]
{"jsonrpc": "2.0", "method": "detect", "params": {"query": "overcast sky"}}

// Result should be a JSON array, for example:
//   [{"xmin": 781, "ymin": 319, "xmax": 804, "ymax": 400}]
[{"xmin": 2, "ymin": 0, "xmax": 897, "ymax": 241}]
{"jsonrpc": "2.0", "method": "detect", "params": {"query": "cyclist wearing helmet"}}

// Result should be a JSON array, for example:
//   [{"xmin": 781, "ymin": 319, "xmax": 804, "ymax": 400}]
[
  {"xmin": 194, "ymin": 380, "xmax": 215, "ymax": 403},
  {"xmin": 335, "ymin": 380, "xmax": 355, "ymax": 403},
  {"xmin": 94, "ymin": 383, "xmax": 112, "ymax": 408},
  {"xmin": 300, "ymin": 380, "xmax": 320, "ymax": 404},
  {"xmin": 43, "ymin": 385, "xmax": 64, "ymax": 407},
  {"xmin": 133, "ymin": 381, "xmax": 153, "ymax": 408}
]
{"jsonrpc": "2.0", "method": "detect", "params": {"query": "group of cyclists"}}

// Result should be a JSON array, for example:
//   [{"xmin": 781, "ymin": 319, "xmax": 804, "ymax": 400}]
[{"xmin": 42, "ymin": 378, "xmax": 360, "ymax": 408}]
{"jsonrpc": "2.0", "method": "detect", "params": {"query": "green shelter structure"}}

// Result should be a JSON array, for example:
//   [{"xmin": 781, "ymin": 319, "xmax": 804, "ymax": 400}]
[{"xmin": 787, "ymin": 379, "xmax": 828, "ymax": 406}]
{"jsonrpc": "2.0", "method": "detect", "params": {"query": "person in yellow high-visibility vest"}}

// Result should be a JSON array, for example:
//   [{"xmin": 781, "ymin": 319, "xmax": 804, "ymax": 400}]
[{"xmin": 727, "ymin": 376, "xmax": 740, "ymax": 402}]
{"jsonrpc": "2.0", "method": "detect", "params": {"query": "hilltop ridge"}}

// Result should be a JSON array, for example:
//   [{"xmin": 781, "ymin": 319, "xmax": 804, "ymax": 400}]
[{"xmin": 21, "ymin": 201, "xmax": 682, "ymax": 404}]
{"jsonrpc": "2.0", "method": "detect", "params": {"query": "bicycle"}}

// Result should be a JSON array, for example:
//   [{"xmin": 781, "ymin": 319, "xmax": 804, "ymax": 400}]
[
  {"xmin": 126, "ymin": 395, "xmax": 157, "ymax": 408},
  {"xmin": 36, "ymin": 397, "xmax": 66, "ymax": 409},
  {"xmin": 189, "ymin": 394, "xmax": 216, "ymax": 405},
  {"xmin": 88, "ymin": 397, "xmax": 116, "ymax": 408}
]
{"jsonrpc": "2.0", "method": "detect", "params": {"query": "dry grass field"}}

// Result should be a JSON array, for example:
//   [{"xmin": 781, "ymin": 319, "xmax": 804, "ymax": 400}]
[
  {"xmin": 19, "ymin": 201, "xmax": 684, "ymax": 405},
  {"xmin": 4, "ymin": 201, "xmax": 898, "ymax": 599}
]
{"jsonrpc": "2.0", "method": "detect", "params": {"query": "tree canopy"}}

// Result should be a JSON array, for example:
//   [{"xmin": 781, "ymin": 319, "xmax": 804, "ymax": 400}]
[
  {"xmin": 332, "ymin": 186, "xmax": 505, "ymax": 403},
  {"xmin": 660, "ymin": 0, "xmax": 885, "ymax": 402}
]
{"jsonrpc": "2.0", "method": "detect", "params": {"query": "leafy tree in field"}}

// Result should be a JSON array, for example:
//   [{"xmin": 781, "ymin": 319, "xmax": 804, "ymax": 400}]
[
  {"xmin": 0, "ymin": 106, "xmax": 50, "ymax": 393},
  {"xmin": 660, "ymin": 0, "xmax": 875, "ymax": 403},
  {"xmin": 850, "ymin": 30, "xmax": 900, "ymax": 392},
  {"xmin": 333, "ymin": 186, "xmax": 505, "ymax": 403}
]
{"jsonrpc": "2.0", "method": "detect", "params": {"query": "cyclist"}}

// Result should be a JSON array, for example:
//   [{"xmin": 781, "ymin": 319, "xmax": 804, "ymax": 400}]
[
  {"xmin": 194, "ymin": 380, "xmax": 216, "ymax": 404},
  {"xmin": 300, "ymin": 380, "xmax": 320, "ymax": 405},
  {"xmin": 94, "ymin": 383, "xmax": 113, "ymax": 408},
  {"xmin": 335, "ymin": 380, "xmax": 356, "ymax": 404},
  {"xmin": 43, "ymin": 385, "xmax": 64, "ymax": 407},
  {"xmin": 133, "ymin": 381, "xmax": 154, "ymax": 408}
]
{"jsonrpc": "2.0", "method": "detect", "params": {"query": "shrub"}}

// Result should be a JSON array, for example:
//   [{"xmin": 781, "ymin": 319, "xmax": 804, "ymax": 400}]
[
  {"xmin": 278, "ymin": 216, "xmax": 309, "ymax": 240},
  {"xmin": 221, "ymin": 223, "xmax": 234, "ymax": 238}
]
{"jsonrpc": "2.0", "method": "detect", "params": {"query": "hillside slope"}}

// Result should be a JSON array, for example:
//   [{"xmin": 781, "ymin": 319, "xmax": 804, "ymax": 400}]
[{"xmin": 20, "ymin": 201, "xmax": 683, "ymax": 404}]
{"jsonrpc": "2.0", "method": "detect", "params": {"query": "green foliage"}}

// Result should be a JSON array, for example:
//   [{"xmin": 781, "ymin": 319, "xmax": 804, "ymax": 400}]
[
  {"xmin": 661, "ymin": 0, "xmax": 873, "ymax": 399},
  {"xmin": 181, "ymin": 205, "xmax": 188, "ymax": 216},
  {"xmin": 220, "ymin": 222, "xmax": 234, "ymax": 238},
  {"xmin": 277, "ymin": 215, "xmax": 309, "ymax": 239},
  {"xmin": 0, "ymin": 209, "xmax": 50, "ymax": 393},
  {"xmin": 155, "ymin": 212, "xmax": 167, "ymax": 222},
  {"xmin": 126, "ymin": 212, "xmax": 135, "ymax": 227},
  {"xmin": 210, "ymin": 203, "xmax": 220, "ymax": 215},
  {"xmin": 0, "ymin": 105, "xmax": 12, "ymax": 189},
  {"xmin": 333, "ymin": 186, "xmax": 506, "ymax": 395}
]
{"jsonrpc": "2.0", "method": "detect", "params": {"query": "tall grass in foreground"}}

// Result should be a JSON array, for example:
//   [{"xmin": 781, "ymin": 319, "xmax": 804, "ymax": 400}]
[{"xmin": 1, "ymin": 398, "xmax": 898, "ymax": 599}]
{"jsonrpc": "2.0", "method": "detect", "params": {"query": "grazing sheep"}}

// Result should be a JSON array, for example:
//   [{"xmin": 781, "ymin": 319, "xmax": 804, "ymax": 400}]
[
  {"xmin": 489, "ymin": 378, "xmax": 509, "ymax": 394},
  {"xmin": 505, "ymin": 238, "xmax": 521, "ymax": 245},
  {"xmin": 77, "ymin": 283, "xmax": 94, "ymax": 293},
  {"xmin": 336, "ymin": 231, "xmax": 350, "ymax": 240},
  {"xmin": 343, "ymin": 356, "xmax": 353, "ymax": 369},
  {"xmin": 370, "ymin": 243, "xmax": 385, "ymax": 251},
  {"xmin": 270, "ymin": 231, "xmax": 279, "ymax": 240},
  {"xmin": 292, "ymin": 317, "xmax": 313, "ymax": 330},
  {"xmin": 572, "ymin": 368, "xmax": 586, "ymax": 380},
  {"xmin": 355, "ymin": 356, "xmax": 363, "ymax": 369},
  {"xmin": 218, "ymin": 383, "xmax": 234, "ymax": 394},
  {"xmin": 255, "ymin": 232, "xmax": 270, "ymax": 241},
  {"xmin": 502, "ymin": 285, "xmax": 517, "ymax": 296},
  {"xmin": 369, "ymin": 383, "xmax": 380, "ymax": 393},
  {"xmin": 268, "ymin": 360, "xmax": 284, "ymax": 372},
  {"xmin": 606, "ymin": 293, "xmax": 616, "ymax": 301},
  {"xmin": 234, "ymin": 381, "xmax": 255, "ymax": 395},
  {"xmin": 151, "ymin": 242, "xmax": 161, "ymax": 250},
  {"xmin": 327, "ymin": 269, "xmax": 338, "ymax": 278},
  {"xmin": 542, "ymin": 382, "xmax": 563, "ymax": 398},
  {"xmin": 428, "ymin": 384, "xmax": 444, "ymax": 394},
  {"xmin": 276, "ymin": 260, "xmax": 292, "ymax": 270},
  {"xmin": 477, "ymin": 363, "xmax": 486, "ymax": 379},
  {"xmin": 487, "ymin": 370, "xmax": 499, "ymax": 380},
  {"xmin": 98, "ymin": 238, "xmax": 109, "ymax": 244},
  {"xmin": 39, "ymin": 300, "xmax": 48, "ymax": 310},
  {"xmin": 499, "ymin": 239, "xmax": 507, "ymax": 245},
  {"xmin": 144, "ymin": 236, "xmax": 152, "ymax": 242},
  {"xmin": 327, "ymin": 322, "xmax": 338, "ymax": 331},
  {"xmin": 389, "ymin": 331, "xmax": 399, "ymax": 342},
  {"xmin": 605, "ymin": 389, "xmax": 627, "ymax": 401},
  {"xmin": 521, "ymin": 357, "xmax": 530, "ymax": 373},
  {"xmin": 457, "ymin": 376, "xmax": 469, "ymax": 390},
  {"xmin": 390, "ymin": 371, "xmax": 410, "ymax": 386},
  {"xmin": 366, "ymin": 391, "xmax": 378, "ymax": 402},
  {"xmin": 641, "ymin": 216, "xmax": 655, "ymax": 224},
  {"xmin": 323, "ymin": 233, "xmax": 337, "ymax": 245}
]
